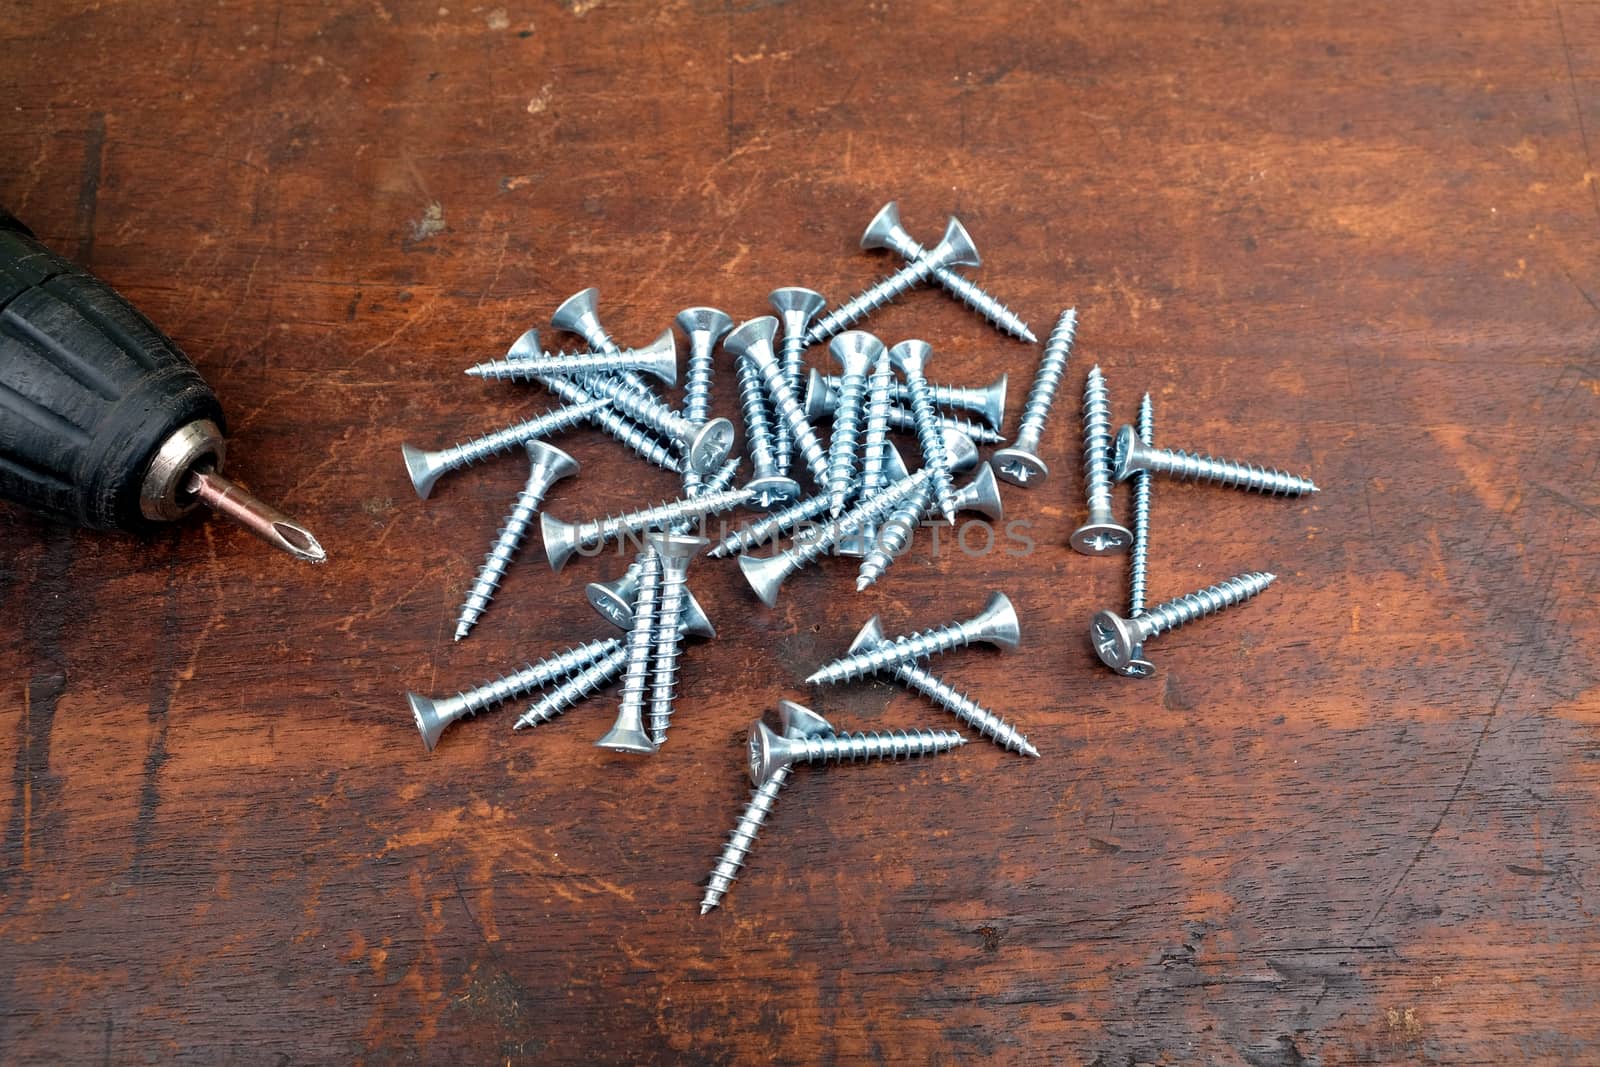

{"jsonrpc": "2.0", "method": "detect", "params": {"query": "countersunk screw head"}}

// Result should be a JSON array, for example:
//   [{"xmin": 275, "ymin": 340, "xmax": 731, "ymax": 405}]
[
  {"xmin": 1113, "ymin": 424, "xmax": 1147, "ymax": 482},
  {"xmin": 551, "ymin": 286, "xmax": 604, "ymax": 340},
  {"xmin": 745, "ymin": 474, "xmax": 803, "ymax": 509},
  {"xmin": 736, "ymin": 550, "xmax": 791, "ymax": 608},
  {"xmin": 929, "ymin": 216, "xmax": 982, "ymax": 270},
  {"xmin": 768, "ymin": 286, "xmax": 827, "ymax": 323},
  {"xmin": 859, "ymin": 200, "xmax": 906, "ymax": 251},
  {"xmin": 747, "ymin": 720, "xmax": 787, "ymax": 785},
  {"xmin": 687, "ymin": 417, "xmax": 737, "ymax": 473},
  {"xmin": 675, "ymin": 306, "xmax": 734, "ymax": 345},
  {"xmin": 778, "ymin": 699, "xmax": 835, "ymax": 743},
  {"xmin": 972, "ymin": 590, "xmax": 1023, "ymax": 650},
  {"xmin": 400, "ymin": 443, "xmax": 449, "ymax": 500},
  {"xmin": 1069, "ymin": 521, "xmax": 1133, "ymax": 556},
  {"xmin": 408, "ymin": 693, "xmax": 448, "ymax": 754},
  {"xmin": 1090, "ymin": 610, "xmax": 1155, "ymax": 676},
  {"xmin": 991, "ymin": 446, "xmax": 1048, "ymax": 486}
]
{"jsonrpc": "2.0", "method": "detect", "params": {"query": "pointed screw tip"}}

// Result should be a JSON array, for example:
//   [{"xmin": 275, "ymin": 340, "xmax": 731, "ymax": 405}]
[{"xmin": 699, "ymin": 903, "xmax": 715, "ymax": 915}]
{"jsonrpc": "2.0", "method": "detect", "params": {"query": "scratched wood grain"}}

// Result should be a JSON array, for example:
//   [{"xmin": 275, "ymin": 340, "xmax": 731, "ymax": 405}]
[{"xmin": 1, "ymin": 0, "xmax": 1598, "ymax": 1063}]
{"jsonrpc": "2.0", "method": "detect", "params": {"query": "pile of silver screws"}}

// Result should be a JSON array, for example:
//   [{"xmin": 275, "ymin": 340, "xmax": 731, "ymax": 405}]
[{"xmin": 399, "ymin": 198, "xmax": 1321, "ymax": 911}]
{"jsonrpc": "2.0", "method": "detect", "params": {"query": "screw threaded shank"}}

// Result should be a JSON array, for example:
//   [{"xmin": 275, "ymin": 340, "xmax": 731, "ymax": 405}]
[
  {"xmin": 576, "ymin": 485, "xmax": 754, "ymax": 550},
  {"xmin": 1081, "ymin": 364, "xmax": 1116, "ymax": 518},
  {"xmin": 1129, "ymin": 394, "xmax": 1154, "ymax": 617},
  {"xmin": 892, "ymin": 663, "xmax": 1039, "ymax": 757},
  {"xmin": 1137, "ymin": 572, "xmax": 1276, "ymax": 642},
  {"xmin": 904, "ymin": 374, "xmax": 958, "ymax": 521},
  {"xmin": 434, "ymin": 638, "xmax": 620, "ymax": 724},
  {"xmin": 787, "ymin": 470, "xmax": 933, "ymax": 569},
  {"xmin": 792, "ymin": 728, "xmax": 966, "ymax": 766},
  {"xmin": 513, "ymin": 644, "xmax": 630, "ymax": 730},
  {"xmin": 455, "ymin": 476, "xmax": 547, "ymax": 639},
  {"xmin": 736, "ymin": 357, "xmax": 780, "ymax": 476},
  {"xmin": 808, "ymin": 618, "xmax": 984, "ymax": 685},
  {"xmin": 648, "ymin": 562, "xmax": 692, "ymax": 746},
  {"xmin": 882, "ymin": 229, "xmax": 1035, "ymax": 342},
  {"xmin": 751, "ymin": 354, "xmax": 830, "ymax": 486},
  {"xmin": 541, "ymin": 377, "xmax": 682, "ymax": 472},
  {"xmin": 699, "ymin": 765, "xmax": 792, "ymax": 914},
  {"xmin": 805, "ymin": 263, "xmax": 937, "ymax": 345},
  {"xmin": 1142, "ymin": 448, "xmax": 1317, "ymax": 496},
  {"xmin": 1016, "ymin": 309, "xmax": 1076, "ymax": 450},
  {"xmin": 826, "ymin": 372, "xmax": 869, "ymax": 514},
  {"xmin": 708, "ymin": 492, "xmax": 833, "ymax": 558},
  {"xmin": 617, "ymin": 551, "xmax": 663, "ymax": 719},
  {"xmin": 856, "ymin": 480, "xmax": 935, "ymax": 590}
]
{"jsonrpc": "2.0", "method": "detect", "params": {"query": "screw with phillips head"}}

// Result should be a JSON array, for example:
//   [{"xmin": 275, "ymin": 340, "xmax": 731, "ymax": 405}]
[
  {"xmin": 824, "ymin": 331, "xmax": 882, "ymax": 516},
  {"xmin": 860, "ymin": 202, "xmax": 1037, "ymax": 343},
  {"xmin": 768, "ymin": 287, "xmax": 826, "ymax": 474},
  {"xmin": 1113, "ymin": 425, "xmax": 1320, "ymax": 496},
  {"xmin": 804, "ymin": 218, "xmax": 981, "ymax": 346},
  {"xmin": 699, "ymin": 700, "xmax": 836, "ymax": 914},
  {"xmin": 724, "ymin": 317, "xmax": 832, "ymax": 488},
  {"xmin": 993, "ymin": 308, "xmax": 1076, "ymax": 488},
  {"xmin": 746, "ymin": 716, "xmax": 967, "ymax": 785},
  {"xmin": 541, "ymin": 483, "xmax": 757, "ymax": 572},
  {"xmin": 849, "ymin": 618, "xmax": 1038, "ymax": 757},
  {"xmin": 401, "ymin": 398, "xmax": 609, "ymax": 500},
  {"xmin": 1119, "ymin": 393, "xmax": 1157, "ymax": 677},
  {"xmin": 466, "ymin": 328, "xmax": 677, "ymax": 385},
  {"xmin": 538, "ymin": 374, "xmax": 684, "ymax": 473},
  {"xmin": 1091, "ymin": 572, "xmax": 1277, "ymax": 676},
  {"xmin": 889, "ymin": 340, "xmax": 960, "ymax": 524},
  {"xmin": 646, "ymin": 532, "xmax": 707, "ymax": 746},
  {"xmin": 676, "ymin": 307, "xmax": 733, "ymax": 496},
  {"xmin": 1070, "ymin": 365, "xmax": 1132, "ymax": 555},
  {"xmin": 733, "ymin": 354, "xmax": 801, "ymax": 508},
  {"xmin": 855, "ymin": 462, "xmax": 1002, "ymax": 590},
  {"xmin": 815, "ymin": 368, "xmax": 1008, "ymax": 432},
  {"xmin": 737, "ymin": 469, "xmax": 935, "ymax": 606},
  {"xmin": 584, "ymin": 456, "xmax": 740, "ymax": 628},
  {"xmin": 454, "ymin": 441, "xmax": 580, "ymax": 641},
  {"xmin": 806, "ymin": 591, "xmax": 1020, "ymax": 686},
  {"xmin": 596, "ymin": 547, "xmax": 664, "ymax": 754},
  {"xmin": 408, "ymin": 636, "xmax": 620, "ymax": 752}
]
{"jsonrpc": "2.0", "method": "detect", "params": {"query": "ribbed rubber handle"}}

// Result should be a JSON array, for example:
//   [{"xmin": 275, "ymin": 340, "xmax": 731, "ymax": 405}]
[{"xmin": 0, "ymin": 210, "xmax": 223, "ymax": 529}]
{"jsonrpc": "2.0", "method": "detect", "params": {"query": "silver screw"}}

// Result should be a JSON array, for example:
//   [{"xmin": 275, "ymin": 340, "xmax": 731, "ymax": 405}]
[
  {"xmin": 706, "ymin": 490, "xmax": 834, "ymax": 559},
  {"xmin": 400, "ymin": 398, "xmax": 609, "ymax": 499},
  {"xmin": 453, "ymin": 441, "xmax": 580, "ymax": 641},
  {"xmin": 1070, "ymin": 364, "xmax": 1132, "ymax": 555},
  {"xmin": 1113, "ymin": 425, "xmax": 1320, "ymax": 496},
  {"xmin": 816, "ymin": 368, "xmax": 1007, "ymax": 432},
  {"xmin": 1121, "ymin": 394, "xmax": 1157, "ymax": 678},
  {"xmin": 736, "ymin": 469, "xmax": 935, "ymax": 606},
  {"xmin": 824, "ymin": 331, "xmax": 882, "ymax": 516},
  {"xmin": 993, "ymin": 308, "xmax": 1075, "ymax": 488},
  {"xmin": 856, "ymin": 462, "xmax": 1002, "ymax": 590},
  {"xmin": 860, "ymin": 202, "xmax": 1037, "ymax": 343},
  {"xmin": 768, "ymin": 287, "xmax": 826, "ymax": 475},
  {"xmin": 513, "ymin": 643, "xmax": 629, "ymax": 732},
  {"xmin": 1091, "ymin": 571, "xmax": 1277, "ymax": 677},
  {"xmin": 408, "ymin": 636, "xmax": 620, "ymax": 752},
  {"xmin": 724, "ymin": 317, "xmax": 831, "ymax": 488},
  {"xmin": 676, "ymin": 307, "xmax": 733, "ymax": 496},
  {"xmin": 539, "ymin": 375, "xmax": 684, "ymax": 473},
  {"xmin": 733, "ymin": 354, "xmax": 801, "ymax": 508},
  {"xmin": 646, "ymin": 532, "xmax": 707, "ymax": 746},
  {"xmin": 805, "ymin": 591, "xmax": 1020, "ymax": 685},
  {"xmin": 466, "ymin": 328, "xmax": 678, "ymax": 385},
  {"xmin": 585, "ymin": 457, "xmax": 740, "ymax": 628},
  {"xmin": 803, "ymin": 218, "xmax": 981, "ymax": 346},
  {"xmin": 804, "ymin": 372, "xmax": 1006, "ymax": 444},
  {"xmin": 700, "ymin": 700, "xmax": 835, "ymax": 914},
  {"xmin": 746, "ymin": 719, "xmax": 966, "ymax": 785},
  {"xmin": 541, "ymin": 483, "xmax": 756, "ymax": 572},
  {"xmin": 849, "ymin": 618, "xmax": 1038, "ymax": 757},
  {"xmin": 596, "ymin": 547, "xmax": 663, "ymax": 754},
  {"xmin": 851, "ymin": 342, "xmax": 898, "ymax": 551},
  {"xmin": 889, "ymin": 340, "xmax": 959, "ymax": 524}
]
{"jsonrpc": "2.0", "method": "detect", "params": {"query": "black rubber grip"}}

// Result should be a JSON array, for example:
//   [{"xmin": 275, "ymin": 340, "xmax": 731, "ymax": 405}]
[{"xmin": 0, "ymin": 212, "xmax": 223, "ymax": 529}]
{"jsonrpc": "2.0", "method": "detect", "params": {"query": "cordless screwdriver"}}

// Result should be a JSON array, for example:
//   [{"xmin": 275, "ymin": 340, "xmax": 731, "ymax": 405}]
[{"xmin": 0, "ymin": 207, "xmax": 324, "ymax": 562}]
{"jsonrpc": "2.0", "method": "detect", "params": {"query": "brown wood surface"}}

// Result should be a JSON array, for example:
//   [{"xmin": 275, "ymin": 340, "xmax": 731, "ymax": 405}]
[{"xmin": 2, "ymin": 1, "xmax": 1598, "ymax": 1063}]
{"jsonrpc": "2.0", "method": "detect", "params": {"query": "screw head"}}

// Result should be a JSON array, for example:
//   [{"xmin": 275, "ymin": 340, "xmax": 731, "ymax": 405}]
[
  {"xmin": 981, "ymin": 372, "xmax": 1009, "ymax": 432},
  {"xmin": 1116, "ymin": 651, "xmax": 1156, "ymax": 678},
  {"xmin": 584, "ymin": 575, "xmax": 636, "ymax": 630},
  {"xmin": 525, "ymin": 440, "xmax": 580, "ymax": 486},
  {"xmin": 675, "ymin": 306, "xmax": 734, "ymax": 345},
  {"xmin": 859, "ymin": 201, "xmax": 905, "ymax": 251},
  {"xmin": 550, "ymin": 287, "xmax": 601, "ymax": 337},
  {"xmin": 723, "ymin": 316, "xmax": 780, "ymax": 367},
  {"xmin": 737, "ymin": 550, "xmax": 791, "ymax": 607},
  {"xmin": 991, "ymin": 447, "xmax": 1048, "ymax": 487},
  {"xmin": 408, "ymin": 692, "xmax": 448, "ymax": 753},
  {"xmin": 943, "ymin": 428, "xmax": 979, "ymax": 473},
  {"xmin": 633, "ymin": 327, "xmax": 680, "ymax": 386},
  {"xmin": 1069, "ymin": 521, "xmax": 1133, "ymax": 556},
  {"xmin": 973, "ymin": 591, "xmax": 1022, "ymax": 650},
  {"xmin": 778, "ymin": 699, "xmax": 835, "ymax": 740},
  {"xmin": 745, "ymin": 474, "xmax": 802, "ymax": 509},
  {"xmin": 687, "ymin": 418, "xmax": 736, "ymax": 474},
  {"xmin": 747, "ymin": 720, "xmax": 787, "ymax": 784},
  {"xmin": 767, "ymin": 287, "xmax": 827, "ymax": 323},
  {"xmin": 930, "ymin": 216, "xmax": 982, "ymax": 269},
  {"xmin": 888, "ymin": 339, "xmax": 931, "ymax": 379},
  {"xmin": 400, "ymin": 443, "xmax": 449, "ymax": 499},
  {"xmin": 1112, "ymin": 424, "xmax": 1145, "ymax": 482},
  {"xmin": 829, "ymin": 331, "xmax": 883, "ymax": 378},
  {"xmin": 803, "ymin": 368, "xmax": 834, "ymax": 419},
  {"xmin": 959, "ymin": 463, "xmax": 1004, "ymax": 521},
  {"xmin": 539, "ymin": 512, "xmax": 583, "ymax": 572},
  {"xmin": 847, "ymin": 616, "xmax": 885, "ymax": 654},
  {"xmin": 505, "ymin": 326, "xmax": 543, "ymax": 360},
  {"xmin": 595, "ymin": 722, "xmax": 658, "ymax": 755},
  {"xmin": 1090, "ymin": 609, "xmax": 1141, "ymax": 671},
  {"xmin": 647, "ymin": 530, "xmax": 709, "ymax": 564}
]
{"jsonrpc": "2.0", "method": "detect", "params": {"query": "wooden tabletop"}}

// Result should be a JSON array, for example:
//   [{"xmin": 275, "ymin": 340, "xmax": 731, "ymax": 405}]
[{"xmin": 2, "ymin": 2, "xmax": 1597, "ymax": 1062}]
